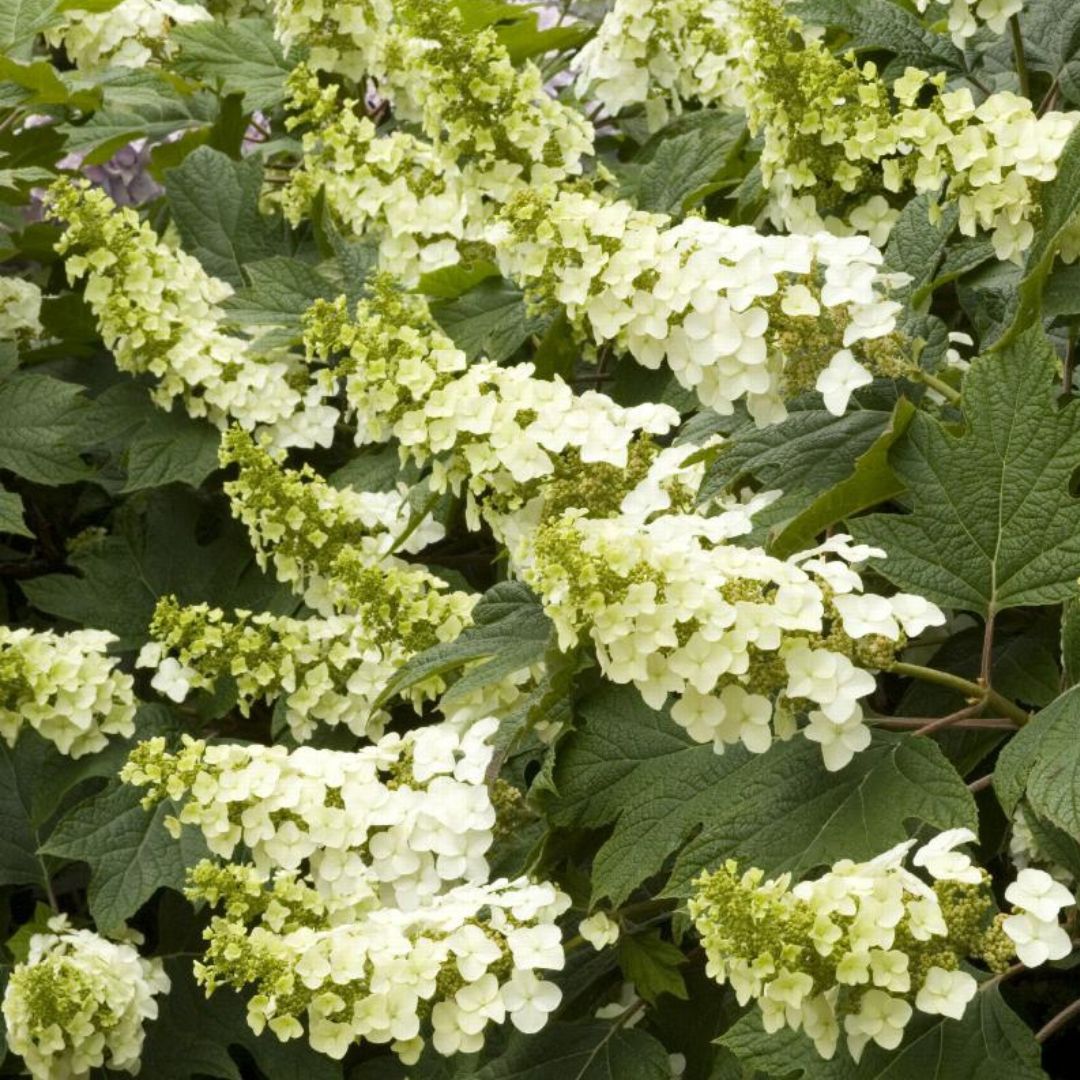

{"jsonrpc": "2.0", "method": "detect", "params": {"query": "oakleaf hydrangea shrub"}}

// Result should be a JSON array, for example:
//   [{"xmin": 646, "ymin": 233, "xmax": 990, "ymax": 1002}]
[{"xmin": 2, "ymin": 0, "xmax": 1080, "ymax": 1077}]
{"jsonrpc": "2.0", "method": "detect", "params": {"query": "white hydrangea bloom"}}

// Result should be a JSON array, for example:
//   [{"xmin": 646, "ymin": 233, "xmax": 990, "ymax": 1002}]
[
  {"xmin": 495, "ymin": 189, "xmax": 907, "ymax": 426},
  {"xmin": 1001, "ymin": 868, "xmax": 1075, "ymax": 967},
  {"xmin": 579, "ymin": 911, "xmax": 621, "ymax": 950},
  {"xmin": 122, "ymin": 720, "xmax": 508, "ymax": 907},
  {"xmin": 0, "ymin": 627, "xmax": 136, "ymax": 757},
  {"xmin": 571, "ymin": 0, "xmax": 743, "ymax": 125},
  {"xmin": 2, "ymin": 917, "xmax": 169, "ymax": 1079},
  {"xmin": 45, "ymin": 0, "xmax": 210, "ymax": 73},
  {"xmin": 526, "ymin": 512, "xmax": 943, "ymax": 770},
  {"xmin": 0, "ymin": 278, "xmax": 43, "ymax": 340}
]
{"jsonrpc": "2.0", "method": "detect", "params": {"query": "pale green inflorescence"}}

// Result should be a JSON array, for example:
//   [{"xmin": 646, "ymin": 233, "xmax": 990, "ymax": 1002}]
[
  {"xmin": 48, "ymin": 181, "xmax": 338, "ymax": 448},
  {"xmin": 689, "ymin": 833, "xmax": 1074, "ymax": 1062},
  {"xmin": 2, "ymin": 917, "xmax": 169, "ymax": 1080},
  {"xmin": 523, "ymin": 513, "xmax": 944, "ymax": 771},
  {"xmin": 0, "ymin": 627, "xmax": 136, "ymax": 757}
]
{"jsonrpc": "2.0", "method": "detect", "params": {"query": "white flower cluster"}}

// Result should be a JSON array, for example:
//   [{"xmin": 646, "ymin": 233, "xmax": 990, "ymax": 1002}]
[
  {"xmin": 189, "ymin": 862, "xmax": 568, "ymax": 1063},
  {"xmin": 123, "ymin": 720, "xmax": 504, "ymax": 908},
  {"xmin": 732, "ymin": 0, "xmax": 1077, "ymax": 261},
  {"xmin": 0, "ymin": 626, "xmax": 136, "ymax": 757},
  {"xmin": 690, "ymin": 831, "xmax": 1064, "ymax": 1063},
  {"xmin": 0, "ymin": 278, "xmax": 43, "ymax": 341},
  {"xmin": 494, "ymin": 188, "xmax": 908, "ymax": 425},
  {"xmin": 911, "ymin": 0, "xmax": 1024, "ymax": 44},
  {"xmin": 1, "ymin": 917, "xmax": 169, "ymax": 1080},
  {"xmin": 525, "ymin": 517, "xmax": 944, "ymax": 771},
  {"xmin": 303, "ymin": 282, "xmax": 679, "ymax": 533},
  {"xmin": 279, "ymin": 71, "xmax": 489, "ymax": 285},
  {"xmin": 1001, "ymin": 868, "xmax": 1075, "ymax": 967},
  {"xmin": 44, "ymin": 0, "xmax": 210, "ymax": 73},
  {"xmin": 572, "ymin": 0, "xmax": 742, "ymax": 126},
  {"xmin": 138, "ymin": 595, "xmax": 461, "ymax": 742},
  {"xmin": 48, "ymin": 182, "xmax": 337, "ymax": 448}
]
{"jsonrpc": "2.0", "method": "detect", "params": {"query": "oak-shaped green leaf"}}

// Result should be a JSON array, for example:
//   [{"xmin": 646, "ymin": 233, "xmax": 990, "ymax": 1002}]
[
  {"xmin": 719, "ymin": 985, "xmax": 1044, "ymax": 1080},
  {"xmin": 88, "ymin": 382, "xmax": 220, "ymax": 492},
  {"xmin": 618, "ymin": 931, "xmax": 688, "ymax": 1004},
  {"xmin": 371, "ymin": 1022, "xmax": 672, "ymax": 1080},
  {"xmin": 172, "ymin": 17, "xmax": 293, "ymax": 111},
  {"xmin": 545, "ymin": 686, "xmax": 975, "ymax": 906},
  {"xmin": 41, "ymin": 780, "xmax": 209, "ymax": 931},
  {"xmin": 22, "ymin": 490, "xmax": 296, "ymax": 649},
  {"xmin": 140, "ymin": 960, "xmax": 343, "ymax": 1080},
  {"xmin": 853, "ymin": 328, "xmax": 1080, "ymax": 618},
  {"xmin": 431, "ymin": 279, "xmax": 550, "ymax": 362},
  {"xmin": 376, "ymin": 581, "xmax": 554, "ymax": 709},
  {"xmin": 166, "ymin": 146, "xmax": 290, "ymax": 286}
]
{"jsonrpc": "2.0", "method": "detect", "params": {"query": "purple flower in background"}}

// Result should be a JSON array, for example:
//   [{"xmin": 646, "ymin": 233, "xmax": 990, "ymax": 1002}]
[{"xmin": 80, "ymin": 140, "xmax": 163, "ymax": 206}]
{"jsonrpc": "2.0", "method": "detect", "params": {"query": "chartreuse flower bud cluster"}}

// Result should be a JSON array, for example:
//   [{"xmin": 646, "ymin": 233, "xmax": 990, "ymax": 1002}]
[
  {"xmin": 572, "ymin": 0, "xmax": 742, "ymax": 128},
  {"xmin": 302, "ymin": 278, "xmax": 680, "ymax": 534},
  {"xmin": 730, "ymin": 0, "xmax": 1077, "ymax": 261},
  {"xmin": 524, "ymin": 520, "xmax": 945, "ymax": 771},
  {"xmin": 0, "ymin": 627, "xmax": 136, "ymax": 757},
  {"xmin": 218, "ymin": 428, "xmax": 467, "ymax": 622},
  {"xmin": 44, "ymin": 0, "xmax": 211, "ymax": 74},
  {"xmin": 48, "ymin": 181, "xmax": 338, "ymax": 448},
  {"xmin": 138, "ymin": 596, "xmax": 449, "ymax": 742},
  {"xmin": 185, "ymin": 861, "xmax": 569, "ymax": 1063},
  {"xmin": 690, "ymin": 831, "xmax": 1073, "ymax": 1063},
  {"xmin": 912, "ymin": 0, "xmax": 1024, "ymax": 45},
  {"xmin": 0, "ymin": 278, "xmax": 43, "ymax": 341},
  {"xmin": 1, "ymin": 916, "xmax": 170, "ymax": 1080},
  {"xmin": 273, "ymin": 0, "xmax": 593, "ymax": 182},
  {"xmin": 121, "ymin": 719, "xmax": 503, "ymax": 908}
]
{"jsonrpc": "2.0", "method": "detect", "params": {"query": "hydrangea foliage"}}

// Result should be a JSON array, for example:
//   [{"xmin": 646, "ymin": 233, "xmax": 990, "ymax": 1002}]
[{"xmin": 2, "ymin": 0, "xmax": 1080, "ymax": 1077}]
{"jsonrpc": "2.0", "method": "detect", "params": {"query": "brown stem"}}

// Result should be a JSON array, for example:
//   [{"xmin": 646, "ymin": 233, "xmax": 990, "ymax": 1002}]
[
  {"xmin": 967, "ymin": 774, "xmax": 994, "ymax": 794},
  {"xmin": 1036, "ymin": 997, "xmax": 1080, "ymax": 1043},
  {"xmin": 874, "ymin": 717, "xmax": 1017, "ymax": 731},
  {"xmin": 980, "ymin": 961, "xmax": 1026, "ymax": 991},
  {"xmin": 913, "ymin": 701, "xmax": 986, "ymax": 737}
]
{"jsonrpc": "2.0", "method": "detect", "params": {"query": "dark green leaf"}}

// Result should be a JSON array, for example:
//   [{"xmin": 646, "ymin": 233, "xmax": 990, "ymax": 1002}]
[
  {"xmin": 41, "ymin": 780, "xmax": 209, "ymax": 931},
  {"xmin": 432, "ymin": 279, "xmax": 550, "ymax": 362},
  {"xmin": 794, "ymin": 0, "xmax": 965, "ymax": 71},
  {"xmin": 769, "ymin": 398, "xmax": 914, "ymax": 557},
  {"xmin": 995, "ymin": 684, "xmax": 1080, "ymax": 840},
  {"xmin": 376, "ymin": 582, "xmax": 553, "ymax": 708},
  {"xmin": 0, "ymin": 373, "xmax": 94, "ymax": 484},
  {"xmin": 546, "ymin": 685, "xmax": 976, "ymax": 906},
  {"xmin": 22, "ymin": 490, "xmax": 295, "ymax": 649},
  {"xmin": 166, "ymin": 146, "xmax": 289, "ymax": 286},
  {"xmin": 173, "ymin": 17, "xmax": 293, "ymax": 111},
  {"xmin": 853, "ymin": 328, "xmax": 1080, "ymax": 617},
  {"xmin": 141, "ymin": 959, "xmax": 343, "ymax": 1080},
  {"xmin": 618, "ymin": 931, "xmax": 688, "ymax": 1003},
  {"xmin": 617, "ymin": 111, "xmax": 746, "ymax": 215},
  {"xmin": 0, "ymin": 486, "xmax": 31, "ymax": 537}
]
